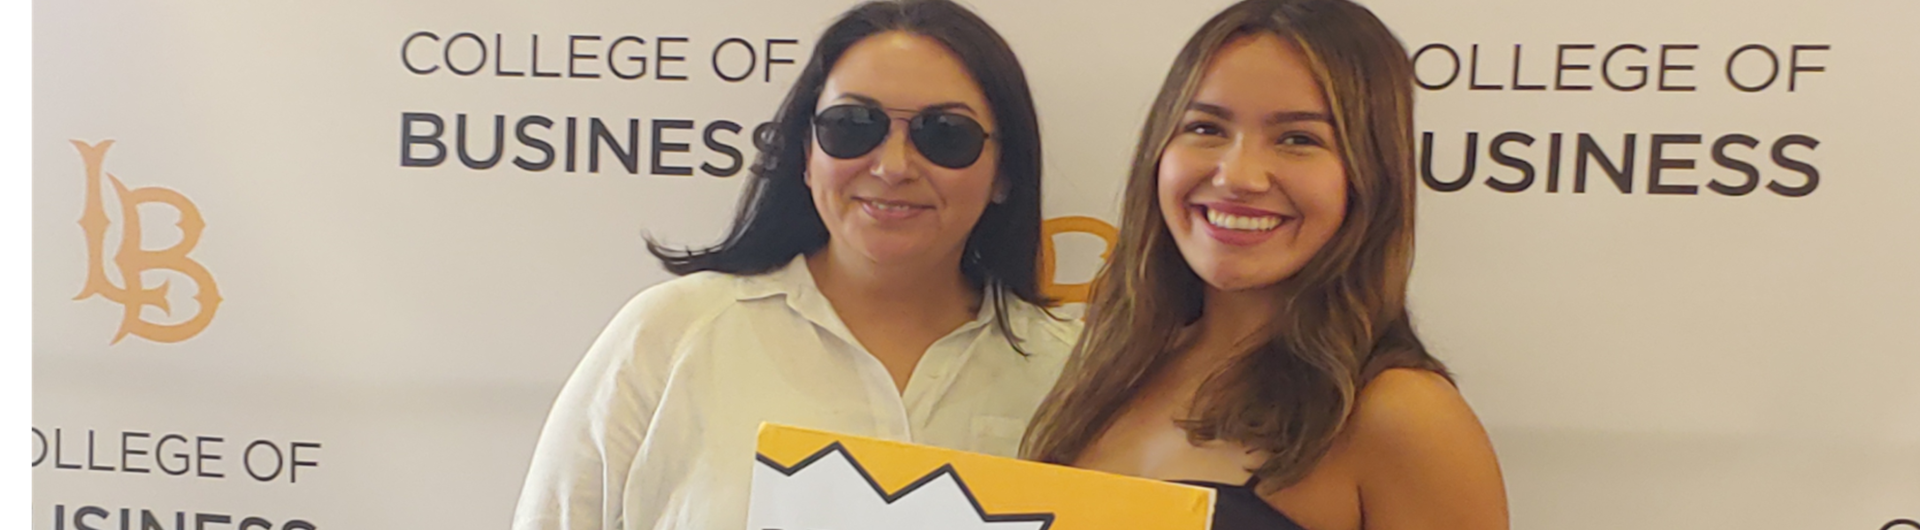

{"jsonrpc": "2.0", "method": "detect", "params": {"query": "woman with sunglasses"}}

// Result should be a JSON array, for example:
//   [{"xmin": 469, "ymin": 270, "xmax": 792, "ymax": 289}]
[
  {"xmin": 1023, "ymin": 1, "xmax": 1507, "ymax": 530},
  {"xmin": 512, "ymin": 1, "xmax": 1075, "ymax": 529}
]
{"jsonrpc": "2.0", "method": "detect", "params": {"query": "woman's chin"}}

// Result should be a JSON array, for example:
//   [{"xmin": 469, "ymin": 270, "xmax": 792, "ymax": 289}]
[
  {"xmin": 1195, "ymin": 267, "xmax": 1287, "ymax": 294},
  {"xmin": 834, "ymin": 237, "xmax": 937, "ymax": 267}
]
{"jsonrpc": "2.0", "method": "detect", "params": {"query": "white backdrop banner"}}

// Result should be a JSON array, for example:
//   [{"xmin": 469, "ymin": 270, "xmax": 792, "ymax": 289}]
[{"xmin": 32, "ymin": 0, "xmax": 1919, "ymax": 529}]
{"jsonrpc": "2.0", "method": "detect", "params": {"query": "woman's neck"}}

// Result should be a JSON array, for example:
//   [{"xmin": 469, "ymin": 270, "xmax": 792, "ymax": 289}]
[
  {"xmin": 1185, "ymin": 284, "xmax": 1285, "ymax": 364},
  {"xmin": 806, "ymin": 243, "xmax": 978, "ymax": 325}
]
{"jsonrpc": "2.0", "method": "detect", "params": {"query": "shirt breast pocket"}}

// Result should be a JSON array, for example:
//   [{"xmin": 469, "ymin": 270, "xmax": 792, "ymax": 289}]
[{"xmin": 969, "ymin": 415, "xmax": 1030, "ymax": 458}]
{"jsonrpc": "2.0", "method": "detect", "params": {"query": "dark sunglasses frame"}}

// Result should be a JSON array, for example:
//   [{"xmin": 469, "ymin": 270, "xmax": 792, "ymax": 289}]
[{"xmin": 812, "ymin": 104, "xmax": 993, "ymax": 169}]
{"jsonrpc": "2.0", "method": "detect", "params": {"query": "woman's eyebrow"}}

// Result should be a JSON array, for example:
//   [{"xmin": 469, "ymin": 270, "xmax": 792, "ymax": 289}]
[
  {"xmin": 831, "ymin": 92, "xmax": 978, "ymax": 116},
  {"xmin": 1266, "ymin": 110, "xmax": 1332, "ymax": 125},
  {"xmin": 1187, "ymin": 101, "xmax": 1332, "ymax": 125},
  {"xmin": 1189, "ymin": 101, "xmax": 1233, "ymax": 120}
]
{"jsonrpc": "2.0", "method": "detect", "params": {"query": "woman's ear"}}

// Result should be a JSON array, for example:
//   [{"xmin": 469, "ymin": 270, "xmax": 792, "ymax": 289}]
[
  {"xmin": 802, "ymin": 147, "xmax": 815, "ymax": 188},
  {"xmin": 798, "ymin": 119, "xmax": 815, "ymax": 186}
]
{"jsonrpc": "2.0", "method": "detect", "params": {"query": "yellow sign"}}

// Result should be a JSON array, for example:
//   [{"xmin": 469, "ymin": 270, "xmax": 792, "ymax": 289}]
[
  {"xmin": 72, "ymin": 139, "xmax": 223, "ymax": 344},
  {"xmin": 749, "ymin": 423, "xmax": 1211, "ymax": 530}
]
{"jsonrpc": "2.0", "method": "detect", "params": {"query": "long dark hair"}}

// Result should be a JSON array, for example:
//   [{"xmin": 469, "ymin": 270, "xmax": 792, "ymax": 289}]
[
  {"xmin": 1022, "ymin": 0, "xmax": 1447, "ymax": 492},
  {"xmin": 646, "ymin": 0, "xmax": 1050, "ymax": 347}
]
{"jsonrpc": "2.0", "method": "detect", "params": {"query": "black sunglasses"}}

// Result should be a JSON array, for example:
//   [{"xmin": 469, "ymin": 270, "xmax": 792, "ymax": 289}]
[{"xmin": 812, "ymin": 104, "xmax": 992, "ymax": 170}]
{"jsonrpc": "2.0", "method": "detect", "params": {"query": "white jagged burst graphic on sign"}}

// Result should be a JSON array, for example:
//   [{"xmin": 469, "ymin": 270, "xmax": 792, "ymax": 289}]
[{"xmin": 747, "ymin": 442, "xmax": 1054, "ymax": 530}]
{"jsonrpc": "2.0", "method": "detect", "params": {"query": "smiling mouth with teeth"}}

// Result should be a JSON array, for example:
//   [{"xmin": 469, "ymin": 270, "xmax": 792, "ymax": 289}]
[
  {"xmin": 1204, "ymin": 207, "xmax": 1284, "ymax": 231},
  {"xmin": 860, "ymin": 198, "xmax": 927, "ymax": 210}
]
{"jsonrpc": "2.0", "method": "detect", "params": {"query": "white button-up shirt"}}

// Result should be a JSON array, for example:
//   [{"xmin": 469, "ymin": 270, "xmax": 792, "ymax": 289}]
[{"xmin": 512, "ymin": 256, "xmax": 1080, "ymax": 530}]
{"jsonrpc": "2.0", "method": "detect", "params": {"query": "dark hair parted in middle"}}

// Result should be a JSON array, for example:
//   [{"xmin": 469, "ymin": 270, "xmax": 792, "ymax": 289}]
[
  {"xmin": 646, "ymin": 0, "xmax": 1050, "ymax": 346},
  {"xmin": 1022, "ymin": 0, "xmax": 1450, "ymax": 493}
]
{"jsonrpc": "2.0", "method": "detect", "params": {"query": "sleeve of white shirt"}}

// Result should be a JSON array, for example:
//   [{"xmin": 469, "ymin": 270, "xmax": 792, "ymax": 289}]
[{"xmin": 511, "ymin": 280, "xmax": 697, "ymax": 530}]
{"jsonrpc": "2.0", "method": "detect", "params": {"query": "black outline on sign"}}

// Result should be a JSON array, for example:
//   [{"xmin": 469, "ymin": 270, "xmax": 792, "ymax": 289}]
[{"xmin": 756, "ymin": 442, "xmax": 1057, "ymax": 530}]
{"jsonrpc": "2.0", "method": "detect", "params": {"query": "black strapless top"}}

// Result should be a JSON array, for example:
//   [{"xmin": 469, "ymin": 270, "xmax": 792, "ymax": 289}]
[{"xmin": 1171, "ymin": 477, "xmax": 1308, "ymax": 530}]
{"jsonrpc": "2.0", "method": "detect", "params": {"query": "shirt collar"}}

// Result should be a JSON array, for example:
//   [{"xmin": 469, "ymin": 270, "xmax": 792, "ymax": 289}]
[{"xmin": 736, "ymin": 254, "xmax": 1000, "ymax": 337}]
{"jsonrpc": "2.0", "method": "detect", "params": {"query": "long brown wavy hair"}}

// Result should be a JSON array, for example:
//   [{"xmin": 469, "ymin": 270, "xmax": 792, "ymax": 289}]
[{"xmin": 1021, "ymin": 0, "xmax": 1448, "ymax": 493}]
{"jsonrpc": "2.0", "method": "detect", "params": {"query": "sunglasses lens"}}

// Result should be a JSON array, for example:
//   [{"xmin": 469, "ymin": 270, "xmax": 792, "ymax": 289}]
[
  {"xmin": 814, "ymin": 105, "xmax": 889, "ymax": 159},
  {"xmin": 910, "ymin": 113, "xmax": 988, "ymax": 169}
]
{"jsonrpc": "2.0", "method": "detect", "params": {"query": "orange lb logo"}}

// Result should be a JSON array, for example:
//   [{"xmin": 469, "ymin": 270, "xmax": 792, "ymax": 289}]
[
  {"xmin": 1038, "ymin": 216, "xmax": 1117, "ymax": 306},
  {"xmin": 72, "ymin": 140, "xmax": 222, "ymax": 344}
]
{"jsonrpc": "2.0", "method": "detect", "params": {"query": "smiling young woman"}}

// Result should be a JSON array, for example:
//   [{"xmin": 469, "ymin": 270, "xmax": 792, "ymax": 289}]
[{"xmin": 1023, "ymin": 2, "xmax": 1509, "ymax": 530}]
